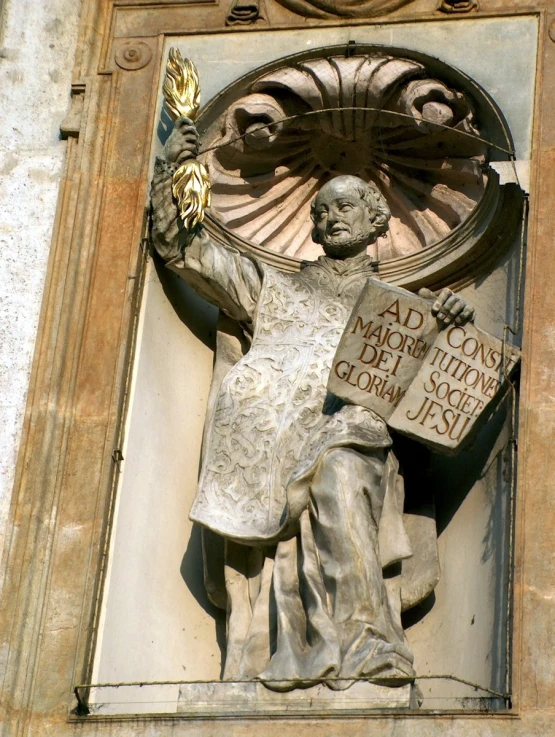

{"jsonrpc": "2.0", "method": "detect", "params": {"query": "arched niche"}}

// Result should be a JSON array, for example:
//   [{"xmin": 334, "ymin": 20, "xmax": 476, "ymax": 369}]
[{"xmin": 197, "ymin": 44, "xmax": 523, "ymax": 289}]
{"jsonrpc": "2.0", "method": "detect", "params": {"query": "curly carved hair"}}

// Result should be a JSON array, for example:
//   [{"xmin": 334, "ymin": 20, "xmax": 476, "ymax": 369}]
[{"xmin": 310, "ymin": 175, "xmax": 391, "ymax": 245}]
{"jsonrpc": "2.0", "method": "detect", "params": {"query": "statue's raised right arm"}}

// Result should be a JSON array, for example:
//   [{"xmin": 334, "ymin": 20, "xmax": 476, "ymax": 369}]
[{"xmin": 151, "ymin": 117, "xmax": 263, "ymax": 324}]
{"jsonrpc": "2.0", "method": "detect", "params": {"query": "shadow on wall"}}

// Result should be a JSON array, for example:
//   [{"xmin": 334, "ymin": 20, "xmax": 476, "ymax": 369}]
[
  {"xmin": 154, "ymin": 252, "xmax": 218, "ymax": 351},
  {"xmin": 400, "ymin": 396, "xmax": 512, "ymax": 633},
  {"xmin": 156, "ymin": 237, "xmax": 516, "ymax": 686},
  {"xmin": 181, "ymin": 524, "xmax": 227, "ymax": 674}
]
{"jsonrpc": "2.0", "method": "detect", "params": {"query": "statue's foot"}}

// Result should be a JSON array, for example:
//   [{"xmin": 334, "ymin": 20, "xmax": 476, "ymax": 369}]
[
  {"xmin": 328, "ymin": 638, "xmax": 415, "ymax": 691},
  {"xmin": 368, "ymin": 665, "xmax": 416, "ymax": 687}
]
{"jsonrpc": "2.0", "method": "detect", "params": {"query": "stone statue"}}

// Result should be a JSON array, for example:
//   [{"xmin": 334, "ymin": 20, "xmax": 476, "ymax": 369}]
[{"xmin": 150, "ymin": 118, "xmax": 475, "ymax": 691}]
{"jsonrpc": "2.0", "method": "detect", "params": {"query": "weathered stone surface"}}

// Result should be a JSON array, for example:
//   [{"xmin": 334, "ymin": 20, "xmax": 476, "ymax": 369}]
[
  {"xmin": 389, "ymin": 323, "xmax": 520, "ymax": 452},
  {"xmin": 439, "ymin": 0, "xmax": 478, "ymax": 12},
  {"xmin": 328, "ymin": 279, "xmax": 439, "ymax": 420},
  {"xmin": 177, "ymin": 681, "xmax": 412, "ymax": 715},
  {"xmin": 0, "ymin": 0, "xmax": 82, "ymax": 586},
  {"xmin": 273, "ymin": 0, "xmax": 416, "ymax": 20},
  {"xmin": 0, "ymin": 1, "xmax": 551, "ymax": 733},
  {"xmin": 101, "ymin": 18, "xmax": 537, "ymax": 716},
  {"xmin": 87, "ymin": 679, "xmax": 412, "ymax": 716},
  {"xmin": 92, "ymin": 265, "xmax": 222, "ymax": 698}
]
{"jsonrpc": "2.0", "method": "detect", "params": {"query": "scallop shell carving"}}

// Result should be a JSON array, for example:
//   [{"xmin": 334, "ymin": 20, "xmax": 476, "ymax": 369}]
[{"xmin": 201, "ymin": 55, "xmax": 488, "ymax": 262}]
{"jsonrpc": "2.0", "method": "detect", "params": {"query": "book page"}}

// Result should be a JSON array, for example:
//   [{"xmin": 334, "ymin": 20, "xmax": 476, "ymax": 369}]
[
  {"xmin": 328, "ymin": 279, "xmax": 439, "ymax": 421},
  {"xmin": 388, "ymin": 323, "xmax": 520, "ymax": 453}
]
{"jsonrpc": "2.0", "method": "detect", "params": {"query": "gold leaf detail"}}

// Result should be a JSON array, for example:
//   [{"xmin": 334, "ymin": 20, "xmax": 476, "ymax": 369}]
[
  {"xmin": 172, "ymin": 160, "xmax": 212, "ymax": 231},
  {"xmin": 162, "ymin": 48, "xmax": 210, "ymax": 229},
  {"xmin": 163, "ymin": 48, "xmax": 201, "ymax": 121}
]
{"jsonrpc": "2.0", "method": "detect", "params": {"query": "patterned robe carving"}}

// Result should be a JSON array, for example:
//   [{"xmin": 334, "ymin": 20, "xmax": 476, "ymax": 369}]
[
  {"xmin": 151, "ymin": 163, "xmax": 440, "ymax": 687},
  {"xmin": 191, "ymin": 255, "xmax": 394, "ymax": 542}
]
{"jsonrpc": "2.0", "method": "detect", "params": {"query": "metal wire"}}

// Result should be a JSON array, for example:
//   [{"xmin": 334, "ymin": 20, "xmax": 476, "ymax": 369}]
[
  {"xmin": 74, "ymin": 674, "xmax": 504, "ymax": 692},
  {"xmin": 73, "ymin": 672, "xmax": 509, "ymax": 716},
  {"xmin": 73, "ymin": 107, "xmax": 522, "ymax": 722},
  {"xmin": 415, "ymin": 675, "xmax": 508, "ymax": 699},
  {"xmin": 198, "ymin": 106, "xmax": 515, "ymax": 158},
  {"xmin": 500, "ymin": 193, "xmax": 528, "ymax": 703}
]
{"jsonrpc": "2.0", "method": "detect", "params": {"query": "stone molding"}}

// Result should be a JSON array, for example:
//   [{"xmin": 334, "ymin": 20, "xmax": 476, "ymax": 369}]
[{"xmin": 0, "ymin": 1, "xmax": 554, "ymax": 736}]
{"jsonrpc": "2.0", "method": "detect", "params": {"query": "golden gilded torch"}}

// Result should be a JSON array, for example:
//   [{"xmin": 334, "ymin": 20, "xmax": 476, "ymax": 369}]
[{"xmin": 162, "ymin": 48, "xmax": 211, "ymax": 232}]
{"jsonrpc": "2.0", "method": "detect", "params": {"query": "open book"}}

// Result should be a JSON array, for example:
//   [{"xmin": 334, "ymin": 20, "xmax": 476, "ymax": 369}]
[{"xmin": 327, "ymin": 279, "xmax": 520, "ymax": 454}]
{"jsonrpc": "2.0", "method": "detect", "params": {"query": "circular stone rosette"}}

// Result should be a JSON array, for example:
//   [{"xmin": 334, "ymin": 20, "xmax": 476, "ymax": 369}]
[{"xmin": 196, "ymin": 45, "xmax": 522, "ymax": 289}]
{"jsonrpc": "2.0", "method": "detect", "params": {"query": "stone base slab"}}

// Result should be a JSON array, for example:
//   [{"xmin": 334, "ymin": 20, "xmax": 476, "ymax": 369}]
[{"xmin": 176, "ymin": 680, "xmax": 413, "ymax": 716}]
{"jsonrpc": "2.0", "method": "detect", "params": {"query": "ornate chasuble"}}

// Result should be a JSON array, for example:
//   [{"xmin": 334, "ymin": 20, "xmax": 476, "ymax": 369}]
[{"xmin": 189, "ymin": 253, "xmax": 392, "ymax": 542}]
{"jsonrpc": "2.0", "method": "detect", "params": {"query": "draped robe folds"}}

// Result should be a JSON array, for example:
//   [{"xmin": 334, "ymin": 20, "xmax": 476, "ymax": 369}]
[{"xmin": 151, "ymin": 168, "xmax": 439, "ymax": 687}]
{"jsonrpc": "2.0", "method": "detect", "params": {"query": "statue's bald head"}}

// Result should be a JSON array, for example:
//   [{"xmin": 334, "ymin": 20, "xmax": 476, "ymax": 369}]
[{"xmin": 311, "ymin": 175, "xmax": 391, "ymax": 259}]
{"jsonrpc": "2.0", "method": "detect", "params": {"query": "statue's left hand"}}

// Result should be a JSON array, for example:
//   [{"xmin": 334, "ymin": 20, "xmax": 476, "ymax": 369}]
[{"xmin": 418, "ymin": 287, "xmax": 475, "ymax": 327}]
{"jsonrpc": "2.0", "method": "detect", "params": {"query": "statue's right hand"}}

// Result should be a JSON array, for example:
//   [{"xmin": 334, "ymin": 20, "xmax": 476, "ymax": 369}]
[{"xmin": 165, "ymin": 116, "xmax": 200, "ymax": 165}]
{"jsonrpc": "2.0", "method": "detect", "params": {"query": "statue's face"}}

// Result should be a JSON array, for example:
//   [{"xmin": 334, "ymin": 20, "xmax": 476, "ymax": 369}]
[{"xmin": 312, "ymin": 179, "xmax": 376, "ymax": 258}]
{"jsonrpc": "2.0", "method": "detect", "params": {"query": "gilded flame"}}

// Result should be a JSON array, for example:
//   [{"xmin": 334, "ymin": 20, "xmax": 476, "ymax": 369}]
[
  {"xmin": 163, "ymin": 48, "xmax": 200, "ymax": 121},
  {"xmin": 163, "ymin": 48, "xmax": 211, "ymax": 231},
  {"xmin": 172, "ymin": 160, "xmax": 212, "ymax": 232}
]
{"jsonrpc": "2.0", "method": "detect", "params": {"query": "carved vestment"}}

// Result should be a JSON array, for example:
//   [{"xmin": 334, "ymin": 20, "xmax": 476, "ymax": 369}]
[
  {"xmin": 151, "ymin": 161, "xmax": 438, "ymax": 686},
  {"xmin": 161, "ymin": 235, "xmax": 436, "ymax": 684},
  {"xmin": 189, "ymin": 250, "xmax": 399, "ymax": 543}
]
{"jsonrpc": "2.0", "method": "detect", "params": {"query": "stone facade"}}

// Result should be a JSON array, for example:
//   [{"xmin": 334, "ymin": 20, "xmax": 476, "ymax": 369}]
[
  {"xmin": 1, "ymin": 0, "xmax": 555, "ymax": 735},
  {"xmin": 0, "ymin": 0, "xmax": 82, "ymax": 585}
]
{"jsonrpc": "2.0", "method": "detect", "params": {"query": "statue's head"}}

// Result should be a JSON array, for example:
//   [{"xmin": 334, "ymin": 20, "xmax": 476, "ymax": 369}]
[{"xmin": 310, "ymin": 175, "xmax": 390, "ymax": 259}]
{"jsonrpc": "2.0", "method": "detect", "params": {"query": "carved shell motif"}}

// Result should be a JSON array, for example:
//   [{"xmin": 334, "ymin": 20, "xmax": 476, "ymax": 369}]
[{"xmin": 201, "ymin": 55, "xmax": 487, "ymax": 262}]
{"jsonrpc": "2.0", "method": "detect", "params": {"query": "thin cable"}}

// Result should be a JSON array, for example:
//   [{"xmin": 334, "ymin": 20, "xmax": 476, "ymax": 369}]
[
  {"xmin": 72, "ymin": 674, "xmax": 509, "ymax": 717},
  {"xmin": 74, "ymin": 673, "xmax": 508, "ymax": 698},
  {"xmin": 198, "ymin": 107, "xmax": 515, "ymax": 158},
  {"xmin": 500, "ymin": 193, "xmax": 528, "ymax": 703},
  {"xmin": 415, "ymin": 675, "xmax": 507, "ymax": 699}
]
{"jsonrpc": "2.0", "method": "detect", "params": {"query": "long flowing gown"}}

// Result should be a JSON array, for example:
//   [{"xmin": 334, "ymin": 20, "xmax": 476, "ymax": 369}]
[{"xmin": 151, "ymin": 161, "xmax": 439, "ymax": 689}]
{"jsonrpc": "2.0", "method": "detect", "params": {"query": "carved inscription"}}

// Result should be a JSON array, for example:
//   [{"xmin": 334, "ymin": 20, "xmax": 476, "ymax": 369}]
[
  {"xmin": 329, "ymin": 279, "xmax": 520, "ymax": 449},
  {"xmin": 389, "ymin": 323, "xmax": 520, "ymax": 452},
  {"xmin": 328, "ymin": 279, "xmax": 439, "ymax": 420}
]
